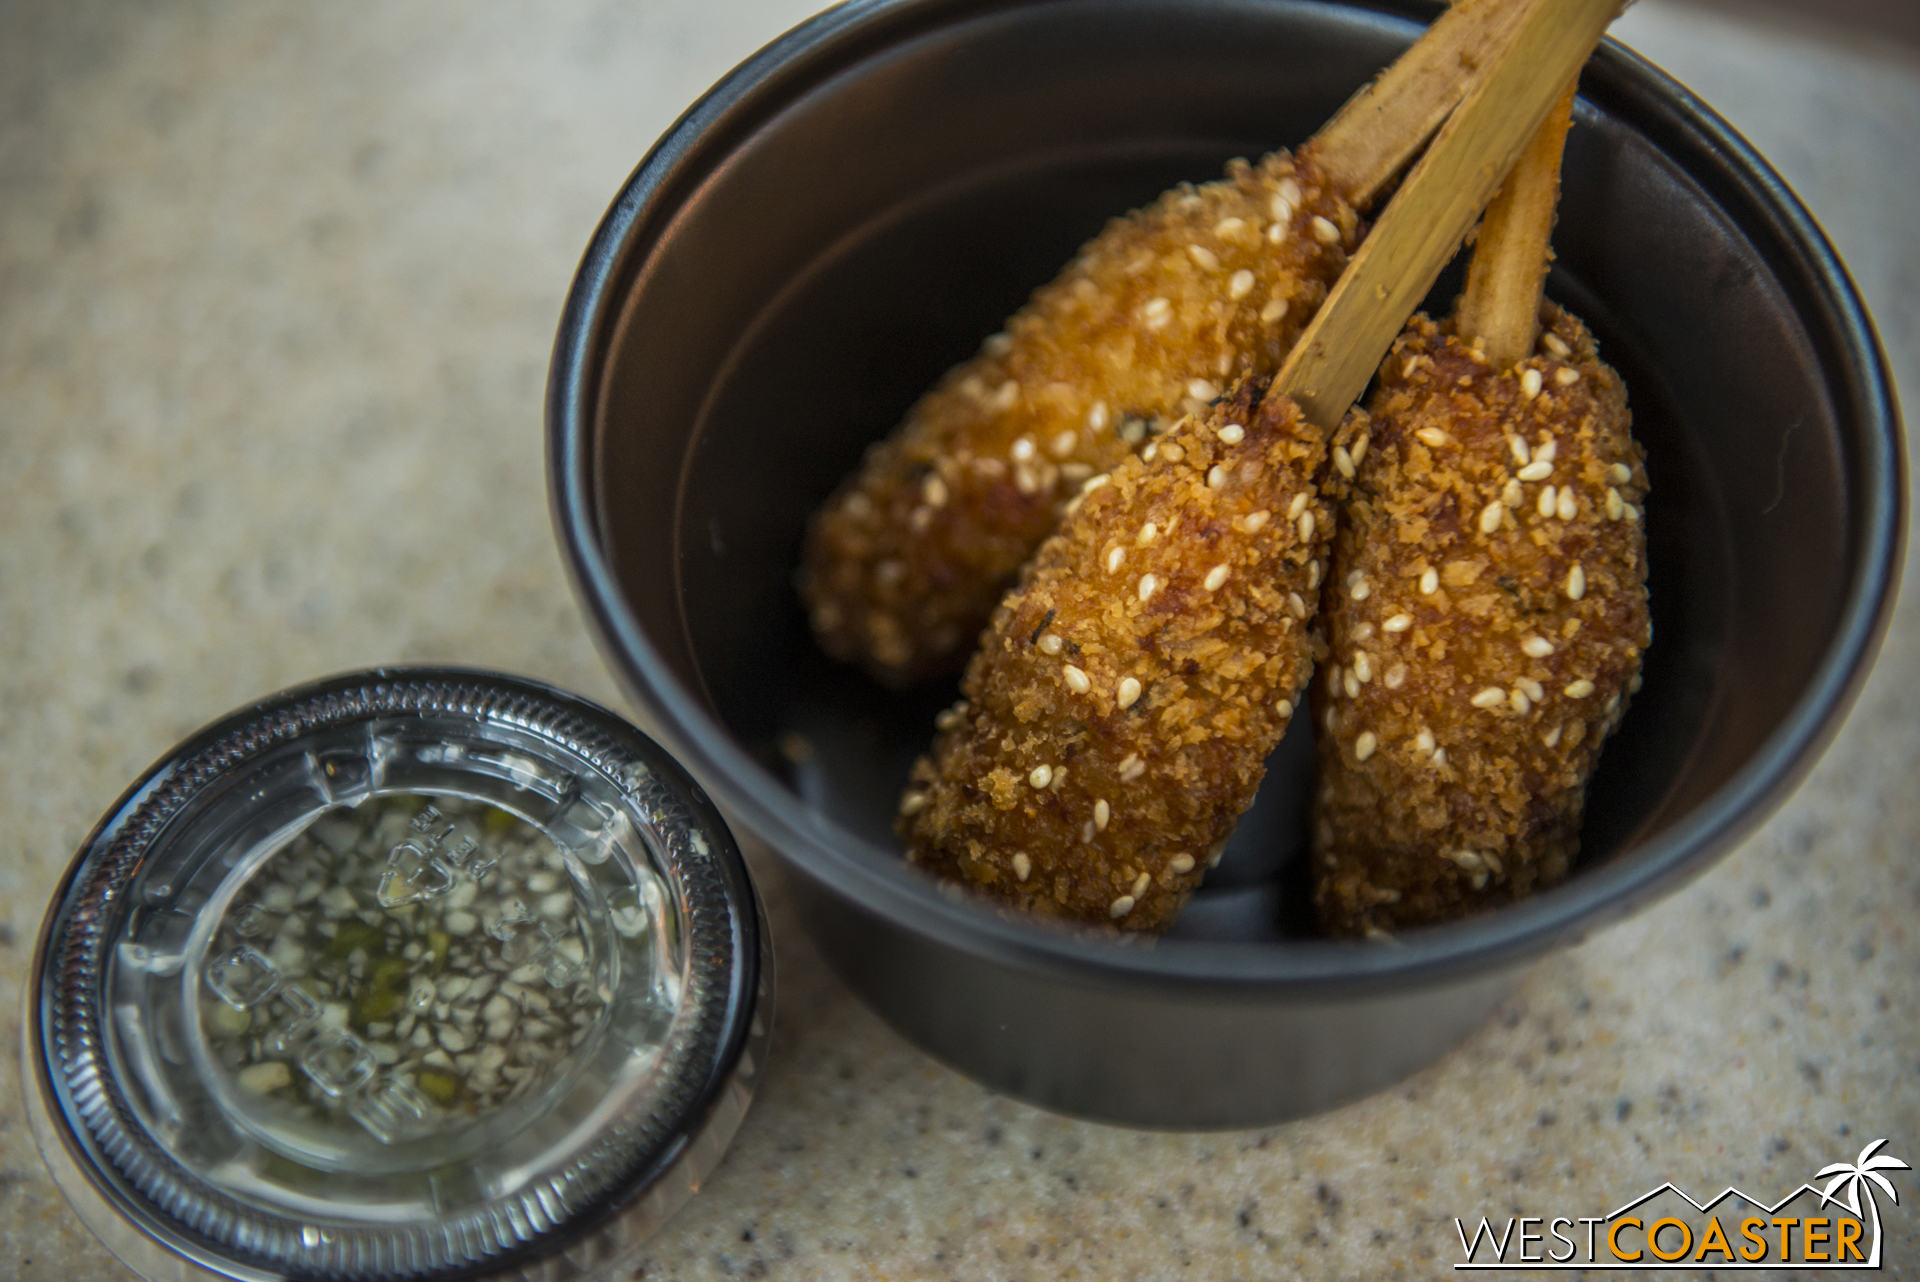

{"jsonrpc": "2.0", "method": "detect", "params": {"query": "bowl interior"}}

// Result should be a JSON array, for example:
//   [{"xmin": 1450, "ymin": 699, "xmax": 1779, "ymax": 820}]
[{"xmin": 582, "ymin": 0, "xmax": 1887, "ymax": 950}]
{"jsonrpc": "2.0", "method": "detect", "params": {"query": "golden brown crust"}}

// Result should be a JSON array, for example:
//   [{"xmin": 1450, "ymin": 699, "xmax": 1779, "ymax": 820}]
[
  {"xmin": 1312, "ymin": 305, "xmax": 1651, "ymax": 935},
  {"xmin": 900, "ymin": 378, "xmax": 1348, "ymax": 932},
  {"xmin": 800, "ymin": 150, "xmax": 1361, "ymax": 687}
]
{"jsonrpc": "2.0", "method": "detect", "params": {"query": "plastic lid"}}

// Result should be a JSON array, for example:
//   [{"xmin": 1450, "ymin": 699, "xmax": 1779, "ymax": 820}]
[{"xmin": 25, "ymin": 668, "xmax": 769, "ymax": 1281}]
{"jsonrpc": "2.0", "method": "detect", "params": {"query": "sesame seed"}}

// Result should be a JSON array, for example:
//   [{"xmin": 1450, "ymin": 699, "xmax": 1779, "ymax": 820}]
[
  {"xmin": 1286, "ymin": 492, "xmax": 1309, "ymax": 520},
  {"xmin": 1279, "ymin": 177, "xmax": 1303, "ymax": 206},
  {"xmin": 1543, "ymin": 723, "xmax": 1563, "ymax": 748},
  {"xmin": 1117, "ymin": 676, "xmax": 1142, "ymax": 709},
  {"xmin": 1308, "ymin": 560, "xmax": 1323, "ymax": 590},
  {"xmin": 1535, "ymin": 438, "xmax": 1557, "ymax": 463},
  {"xmin": 1384, "ymin": 613, "xmax": 1412, "ymax": 632},
  {"xmin": 1352, "ymin": 652, "xmax": 1373, "ymax": 682},
  {"xmin": 1012, "ymin": 853, "xmax": 1031, "ymax": 882},
  {"xmin": 1629, "ymin": 672, "xmax": 1643, "ymax": 694},
  {"xmin": 1565, "ymin": 679, "xmax": 1596, "ymax": 699},
  {"xmin": 1208, "ymin": 464, "xmax": 1228, "ymax": 488},
  {"xmin": 1216, "ymin": 422, "xmax": 1245, "ymax": 445},
  {"xmin": 1106, "ymin": 546, "xmax": 1125, "ymax": 573},
  {"xmin": 1275, "ymin": 699, "xmax": 1293, "ymax": 718},
  {"xmin": 993, "ymin": 380, "xmax": 1020, "ymax": 411},
  {"xmin": 1029, "ymin": 764, "xmax": 1053, "ymax": 788},
  {"xmin": 1119, "ymin": 753, "xmax": 1145, "ymax": 781},
  {"xmin": 1138, "ymin": 574, "xmax": 1158, "ymax": 603},
  {"xmin": 1240, "ymin": 510, "xmax": 1269, "ymax": 533},
  {"xmin": 1555, "ymin": 367, "xmax": 1581, "ymax": 386},
  {"xmin": 1229, "ymin": 268, "xmax": 1255, "ymax": 299},
  {"xmin": 1204, "ymin": 564, "xmax": 1229, "ymax": 591},
  {"xmin": 1556, "ymin": 488, "xmax": 1576, "ymax": 521},
  {"xmin": 1479, "ymin": 502, "xmax": 1504, "ymax": 534},
  {"xmin": 1159, "ymin": 442, "xmax": 1185, "ymax": 463},
  {"xmin": 1039, "ymin": 634, "xmax": 1064, "ymax": 656},
  {"xmin": 1508, "ymin": 435, "xmax": 1531, "ymax": 465},
  {"xmin": 1013, "ymin": 464, "xmax": 1039, "ymax": 495},
  {"xmin": 1566, "ymin": 564, "xmax": 1586, "ymax": 600},
  {"xmin": 1011, "ymin": 436, "xmax": 1035, "ymax": 462},
  {"xmin": 1312, "ymin": 215, "xmax": 1341, "ymax": 244},
  {"xmin": 1138, "ymin": 522, "xmax": 1160, "ymax": 547},
  {"xmin": 1607, "ymin": 487, "xmax": 1625, "ymax": 520},
  {"xmin": 1051, "ymin": 430, "xmax": 1078, "ymax": 458},
  {"xmin": 1415, "ymin": 730, "xmax": 1435, "ymax": 754},
  {"xmin": 1610, "ymin": 462, "xmax": 1633, "ymax": 484},
  {"xmin": 1351, "ymin": 434, "xmax": 1368, "ymax": 465},
  {"xmin": 1187, "ymin": 244, "xmax": 1219, "ymax": 271},
  {"xmin": 1088, "ymin": 402, "xmax": 1109, "ymax": 431},
  {"xmin": 1081, "ymin": 472, "xmax": 1109, "ymax": 494},
  {"xmin": 1419, "ymin": 568, "xmax": 1439, "ymax": 595},
  {"xmin": 1270, "ymin": 191, "xmax": 1295, "ymax": 221},
  {"xmin": 1509, "ymin": 688, "xmax": 1532, "ymax": 714},
  {"xmin": 1286, "ymin": 591, "xmax": 1308, "ymax": 619},
  {"xmin": 1132, "ymin": 872, "xmax": 1151, "ymax": 898},
  {"xmin": 1521, "ymin": 635, "xmax": 1555, "ymax": 658},
  {"xmin": 1325, "ymin": 705, "xmax": 1339, "ymax": 733},
  {"xmin": 1384, "ymin": 663, "xmax": 1407, "ymax": 689},
  {"xmin": 1623, "ymin": 502, "xmax": 1641, "ymax": 524},
  {"xmin": 1333, "ymin": 444, "xmax": 1355, "ymax": 478},
  {"xmin": 1352, "ymin": 622, "xmax": 1375, "ymax": 641},
  {"xmin": 1082, "ymin": 820, "xmax": 1096, "ymax": 843},
  {"xmin": 922, "ymin": 475, "xmax": 948, "ymax": 507},
  {"xmin": 1433, "ymin": 748, "xmax": 1448, "ymax": 768},
  {"xmin": 1094, "ymin": 799, "xmax": 1110, "ymax": 830},
  {"xmin": 1170, "ymin": 854, "xmax": 1196, "ymax": 874},
  {"xmin": 1260, "ymin": 297, "xmax": 1289, "ymax": 324},
  {"xmin": 1063, "ymin": 664, "xmax": 1091, "ymax": 693},
  {"xmin": 1416, "ymin": 427, "xmax": 1451, "ymax": 448},
  {"xmin": 1536, "ymin": 485, "xmax": 1557, "ymax": 518},
  {"xmin": 899, "ymin": 791, "xmax": 927, "ymax": 816},
  {"xmin": 1502, "ymin": 478, "xmax": 1525, "ymax": 509},
  {"xmin": 1109, "ymin": 895, "xmax": 1136, "ymax": 919},
  {"xmin": 1215, "ymin": 216, "xmax": 1247, "ymax": 238},
  {"xmin": 1471, "ymin": 687, "xmax": 1506, "ymax": 709},
  {"xmin": 1520, "ymin": 368, "xmax": 1543, "ymax": 400},
  {"xmin": 1349, "ymin": 577, "xmax": 1370, "ymax": 601},
  {"xmin": 1542, "ymin": 332, "xmax": 1571, "ymax": 358},
  {"xmin": 1354, "ymin": 731, "xmax": 1378, "ymax": 761},
  {"xmin": 1298, "ymin": 510, "xmax": 1316, "ymax": 541},
  {"xmin": 1517, "ymin": 677, "xmax": 1544, "ymax": 702},
  {"xmin": 1142, "ymin": 297, "xmax": 1172, "ymax": 328},
  {"xmin": 1517, "ymin": 459, "xmax": 1553, "ymax": 482},
  {"xmin": 1343, "ymin": 670, "xmax": 1360, "ymax": 699},
  {"xmin": 1188, "ymin": 378, "xmax": 1219, "ymax": 401}
]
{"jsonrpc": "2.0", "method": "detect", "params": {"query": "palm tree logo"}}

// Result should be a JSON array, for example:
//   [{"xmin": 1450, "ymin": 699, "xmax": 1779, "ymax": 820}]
[{"xmin": 1816, "ymin": 1138, "xmax": 1910, "ymax": 1267}]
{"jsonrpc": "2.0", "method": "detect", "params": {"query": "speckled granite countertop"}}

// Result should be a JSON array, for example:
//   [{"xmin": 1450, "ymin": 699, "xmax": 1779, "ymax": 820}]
[{"xmin": 2, "ymin": 2, "xmax": 1915, "ymax": 1278}]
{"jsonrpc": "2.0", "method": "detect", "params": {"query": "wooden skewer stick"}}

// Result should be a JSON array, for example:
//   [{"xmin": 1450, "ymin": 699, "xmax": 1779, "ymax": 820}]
[
  {"xmin": 1453, "ymin": 82, "xmax": 1578, "ymax": 368},
  {"xmin": 1276, "ymin": 0, "xmax": 1621, "ymax": 430},
  {"xmin": 1313, "ymin": 0, "xmax": 1534, "ymax": 207}
]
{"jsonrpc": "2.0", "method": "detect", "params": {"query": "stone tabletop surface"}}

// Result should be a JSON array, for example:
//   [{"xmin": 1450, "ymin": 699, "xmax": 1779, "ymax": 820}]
[{"xmin": 1, "ymin": 2, "xmax": 1915, "ymax": 1278}]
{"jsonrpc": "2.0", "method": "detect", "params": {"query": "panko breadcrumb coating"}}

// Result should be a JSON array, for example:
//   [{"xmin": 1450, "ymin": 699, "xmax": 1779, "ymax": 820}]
[
  {"xmin": 1312, "ymin": 305, "xmax": 1650, "ymax": 935},
  {"xmin": 899, "ymin": 376, "xmax": 1353, "ymax": 931},
  {"xmin": 802, "ymin": 153, "xmax": 1359, "ymax": 687}
]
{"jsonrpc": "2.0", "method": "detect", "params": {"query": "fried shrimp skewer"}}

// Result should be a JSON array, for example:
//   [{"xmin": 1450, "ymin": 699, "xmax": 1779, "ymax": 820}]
[
  {"xmin": 801, "ymin": 0, "xmax": 1531, "ymax": 687},
  {"xmin": 1312, "ymin": 87, "xmax": 1652, "ymax": 935},
  {"xmin": 899, "ymin": 378, "xmax": 1349, "ymax": 930}
]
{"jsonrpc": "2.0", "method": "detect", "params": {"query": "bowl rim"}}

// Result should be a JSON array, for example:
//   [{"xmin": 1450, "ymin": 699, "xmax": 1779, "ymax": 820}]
[{"xmin": 547, "ymin": 0, "xmax": 1906, "ymax": 999}]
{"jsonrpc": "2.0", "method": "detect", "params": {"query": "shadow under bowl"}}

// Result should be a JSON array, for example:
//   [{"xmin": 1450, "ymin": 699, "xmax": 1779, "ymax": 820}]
[{"xmin": 549, "ymin": 0, "xmax": 1903, "ymax": 1127}]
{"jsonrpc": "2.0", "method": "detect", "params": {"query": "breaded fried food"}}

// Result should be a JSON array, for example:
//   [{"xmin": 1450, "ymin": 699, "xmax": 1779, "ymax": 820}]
[
  {"xmin": 1312, "ymin": 306, "xmax": 1649, "ymax": 935},
  {"xmin": 799, "ymin": 0, "xmax": 1536, "ymax": 686},
  {"xmin": 803, "ymin": 157, "xmax": 1358, "ymax": 687},
  {"xmin": 899, "ymin": 377, "xmax": 1348, "ymax": 930}
]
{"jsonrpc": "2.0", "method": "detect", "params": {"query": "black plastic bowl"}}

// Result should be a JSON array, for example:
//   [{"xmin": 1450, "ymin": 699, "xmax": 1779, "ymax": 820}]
[{"xmin": 548, "ymin": 0, "xmax": 1904, "ymax": 1127}]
